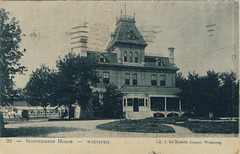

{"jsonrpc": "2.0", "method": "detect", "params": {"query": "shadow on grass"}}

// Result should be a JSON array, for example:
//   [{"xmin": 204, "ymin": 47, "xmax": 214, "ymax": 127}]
[
  {"xmin": 2, "ymin": 127, "xmax": 89, "ymax": 137},
  {"xmin": 96, "ymin": 119, "xmax": 175, "ymax": 133}
]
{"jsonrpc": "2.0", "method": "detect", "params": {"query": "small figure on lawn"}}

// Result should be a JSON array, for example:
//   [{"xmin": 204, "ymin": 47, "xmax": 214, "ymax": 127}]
[{"xmin": 21, "ymin": 110, "xmax": 29, "ymax": 121}]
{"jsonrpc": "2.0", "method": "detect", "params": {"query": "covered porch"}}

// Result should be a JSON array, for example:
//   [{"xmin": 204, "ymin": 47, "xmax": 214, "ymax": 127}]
[{"xmin": 120, "ymin": 85, "xmax": 182, "ymax": 118}]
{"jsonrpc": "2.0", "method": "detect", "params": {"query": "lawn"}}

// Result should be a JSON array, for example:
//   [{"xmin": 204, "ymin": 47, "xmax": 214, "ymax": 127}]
[
  {"xmin": 1, "ymin": 126, "xmax": 89, "ymax": 137},
  {"xmin": 96, "ymin": 119, "xmax": 175, "ymax": 133},
  {"xmin": 175, "ymin": 120, "xmax": 239, "ymax": 134},
  {"xmin": 97, "ymin": 117, "xmax": 239, "ymax": 134}
]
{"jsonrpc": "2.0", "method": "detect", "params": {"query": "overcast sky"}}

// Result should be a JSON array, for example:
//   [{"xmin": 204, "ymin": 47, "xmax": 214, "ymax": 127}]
[{"xmin": 1, "ymin": 1, "xmax": 238, "ymax": 88}]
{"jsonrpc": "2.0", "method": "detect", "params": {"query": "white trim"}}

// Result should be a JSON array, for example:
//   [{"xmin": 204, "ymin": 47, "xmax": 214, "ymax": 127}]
[{"xmin": 149, "ymin": 94, "xmax": 179, "ymax": 97}]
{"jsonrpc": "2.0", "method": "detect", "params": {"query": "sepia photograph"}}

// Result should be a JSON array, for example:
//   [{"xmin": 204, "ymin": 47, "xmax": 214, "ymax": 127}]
[{"xmin": 0, "ymin": 1, "xmax": 239, "ymax": 152}]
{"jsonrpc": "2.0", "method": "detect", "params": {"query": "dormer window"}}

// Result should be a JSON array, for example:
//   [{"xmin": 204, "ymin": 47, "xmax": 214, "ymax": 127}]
[
  {"xmin": 156, "ymin": 58, "xmax": 165, "ymax": 66},
  {"xmin": 98, "ymin": 54, "xmax": 106, "ymax": 63},
  {"xmin": 100, "ymin": 55, "xmax": 104, "ymax": 62},
  {"xmin": 127, "ymin": 30, "xmax": 137, "ymax": 40}
]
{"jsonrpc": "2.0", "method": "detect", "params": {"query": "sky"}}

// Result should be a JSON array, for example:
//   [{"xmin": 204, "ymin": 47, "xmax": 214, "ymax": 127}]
[{"xmin": 1, "ymin": 1, "xmax": 239, "ymax": 88}]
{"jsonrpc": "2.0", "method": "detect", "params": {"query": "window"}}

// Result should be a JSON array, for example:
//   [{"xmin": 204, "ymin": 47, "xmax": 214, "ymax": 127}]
[
  {"xmin": 156, "ymin": 58, "xmax": 165, "ymax": 66},
  {"xmin": 123, "ymin": 98, "xmax": 126, "ymax": 106},
  {"xmin": 139, "ymin": 98, "xmax": 144, "ymax": 106},
  {"xmin": 94, "ymin": 71, "xmax": 100, "ymax": 86},
  {"xmin": 124, "ymin": 51, "xmax": 127, "ymax": 62},
  {"xmin": 125, "ymin": 73, "xmax": 130, "ymax": 85},
  {"xmin": 133, "ymin": 74, "xmax": 137, "ymax": 85},
  {"xmin": 99, "ymin": 55, "xmax": 104, "ymax": 62},
  {"xmin": 135, "ymin": 52, "xmax": 138, "ymax": 63},
  {"xmin": 129, "ymin": 52, "xmax": 133, "ymax": 62},
  {"xmin": 127, "ymin": 98, "xmax": 133, "ymax": 106},
  {"xmin": 103, "ymin": 72, "xmax": 109, "ymax": 84},
  {"xmin": 160, "ymin": 75, "xmax": 166, "ymax": 86},
  {"xmin": 127, "ymin": 30, "xmax": 137, "ymax": 40},
  {"xmin": 127, "ymin": 33, "xmax": 131, "ymax": 39},
  {"xmin": 151, "ymin": 75, "xmax": 157, "ymax": 86}
]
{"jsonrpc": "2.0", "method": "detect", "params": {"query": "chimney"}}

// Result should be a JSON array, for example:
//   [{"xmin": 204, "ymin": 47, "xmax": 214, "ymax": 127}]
[
  {"xmin": 70, "ymin": 22, "xmax": 88, "ymax": 57},
  {"xmin": 168, "ymin": 47, "xmax": 175, "ymax": 64}
]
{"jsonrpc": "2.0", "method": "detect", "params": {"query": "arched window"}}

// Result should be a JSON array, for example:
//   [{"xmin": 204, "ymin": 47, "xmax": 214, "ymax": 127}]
[
  {"xmin": 135, "ymin": 52, "xmax": 138, "ymax": 63},
  {"xmin": 129, "ymin": 52, "xmax": 133, "ymax": 62},
  {"xmin": 133, "ymin": 74, "xmax": 137, "ymax": 85},
  {"xmin": 124, "ymin": 51, "xmax": 127, "ymax": 62}
]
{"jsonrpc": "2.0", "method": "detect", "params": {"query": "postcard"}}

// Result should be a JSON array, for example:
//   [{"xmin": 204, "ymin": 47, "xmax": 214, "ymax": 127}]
[{"xmin": 0, "ymin": 1, "xmax": 239, "ymax": 154}]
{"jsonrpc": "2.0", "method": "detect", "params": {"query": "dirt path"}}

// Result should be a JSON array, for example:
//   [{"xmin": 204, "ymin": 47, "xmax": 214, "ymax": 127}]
[{"xmin": 164, "ymin": 124, "xmax": 193, "ymax": 137}]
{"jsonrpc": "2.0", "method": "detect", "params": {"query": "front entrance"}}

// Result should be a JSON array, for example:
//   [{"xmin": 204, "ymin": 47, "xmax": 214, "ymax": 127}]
[{"xmin": 133, "ymin": 98, "xmax": 139, "ymax": 112}]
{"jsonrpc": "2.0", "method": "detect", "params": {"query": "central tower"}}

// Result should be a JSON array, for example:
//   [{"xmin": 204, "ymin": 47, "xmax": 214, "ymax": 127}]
[{"xmin": 105, "ymin": 11, "xmax": 148, "ymax": 65}]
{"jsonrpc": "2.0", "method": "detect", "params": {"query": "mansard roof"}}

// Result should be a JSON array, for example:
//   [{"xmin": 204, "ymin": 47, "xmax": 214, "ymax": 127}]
[
  {"xmin": 106, "ymin": 18, "xmax": 148, "ymax": 51},
  {"xmin": 87, "ymin": 50, "xmax": 178, "ymax": 71},
  {"xmin": 144, "ymin": 55, "xmax": 175, "ymax": 68},
  {"xmin": 87, "ymin": 51, "xmax": 118, "ymax": 64}
]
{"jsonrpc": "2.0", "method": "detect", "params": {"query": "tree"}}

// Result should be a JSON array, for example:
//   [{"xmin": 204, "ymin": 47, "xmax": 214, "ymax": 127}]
[
  {"xmin": 202, "ymin": 71, "xmax": 220, "ymax": 116},
  {"xmin": 177, "ymin": 70, "xmax": 239, "ymax": 117},
  {"xmin": 25, "ymin": 64, "xmax": 56, "ymax": 118},
  {"xmin": 176, "ymin": 72, "xmax": 192, "ymax": 111},
  {"xmin": 102, "ymin": 84, "xmax": 123, "ymax": 118},
  {"xmin": 219, "ymin": 71, "xmax": 239, "ymax": 117},
  {"xmin": 0, "ymin": 8, "xmax": 26, "ymax": 106},
  {"xmin": 55, "ymin": 51, "xmax": 98, "ymax": 119},
  {"xmin": 179, "ymin": 71, "xmax": 220, "ymax": 117}
]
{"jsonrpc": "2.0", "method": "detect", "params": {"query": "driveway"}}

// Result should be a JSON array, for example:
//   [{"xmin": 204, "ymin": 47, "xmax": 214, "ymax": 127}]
[{"xmin": 4, "ymin": 119, "xmax": 238, "ymax": 138}]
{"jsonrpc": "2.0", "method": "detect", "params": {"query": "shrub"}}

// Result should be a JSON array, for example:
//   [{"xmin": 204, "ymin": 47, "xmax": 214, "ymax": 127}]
[{"xmin": 0, "ymin": 112, "xmax": 5, "ymax": 137}]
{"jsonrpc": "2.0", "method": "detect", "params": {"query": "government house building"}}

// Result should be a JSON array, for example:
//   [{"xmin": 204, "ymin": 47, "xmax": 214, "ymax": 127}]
[{"xmin": 70, "ymin": 12, "xmax": 182, "ymax": 119}]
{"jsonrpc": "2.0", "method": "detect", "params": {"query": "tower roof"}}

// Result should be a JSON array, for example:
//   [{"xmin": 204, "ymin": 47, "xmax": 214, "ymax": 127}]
[{"xmin": 106, "ymin": 14, "xmax": 148, "ymax": 52}]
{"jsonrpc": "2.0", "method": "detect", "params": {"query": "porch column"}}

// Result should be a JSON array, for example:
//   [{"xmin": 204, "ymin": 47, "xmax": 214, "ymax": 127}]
[
  {"xmin": 144, "ymin": 96, "xmax": 146, "ymax": 106},
  {"xmin": 164, "ymin": 97, "xmax": 167, "ymax": 117},
  {"xmin": 59, "ymin": 108, "xmax": 61, "ymax": 118},
  {"xmin": 179, "ymin": 98, "xmax": 182, "ymax": 116},
  {"xmin": 149, "ymin": 96, "xmax": 151, "ymax": 109},
  {"xmin": 179, "ymin": 98, "xmax": 181, "ymax": 111},
  {"xmin": 125, "ymin": 96, "xmax": 128, "ymax": 106},
  {"xmin": 164, "ymin": 97, "xmax": 167, "ymax": 111}
]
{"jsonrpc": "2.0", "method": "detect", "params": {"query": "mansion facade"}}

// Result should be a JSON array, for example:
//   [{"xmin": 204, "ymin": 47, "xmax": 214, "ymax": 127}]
[{"xmin": 71, "ymin": 13, "xmax": 182, "ymax": 119}]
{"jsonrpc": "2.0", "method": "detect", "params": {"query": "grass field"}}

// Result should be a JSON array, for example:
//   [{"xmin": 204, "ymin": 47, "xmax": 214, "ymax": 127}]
[
  {"xmin": 96, "ymin": 119, "xmax": 175, "ymax": 133},
  {"xmin": 97, "ymin": 117, "xmax": 239, "ymax": 134},
  {"xmin": 175, "ymin": 120, "xmax": 239, "ymax": 134},
  {"xmin": 1, "ymin": 126, "xmax": 88, "ymax": 137}
]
